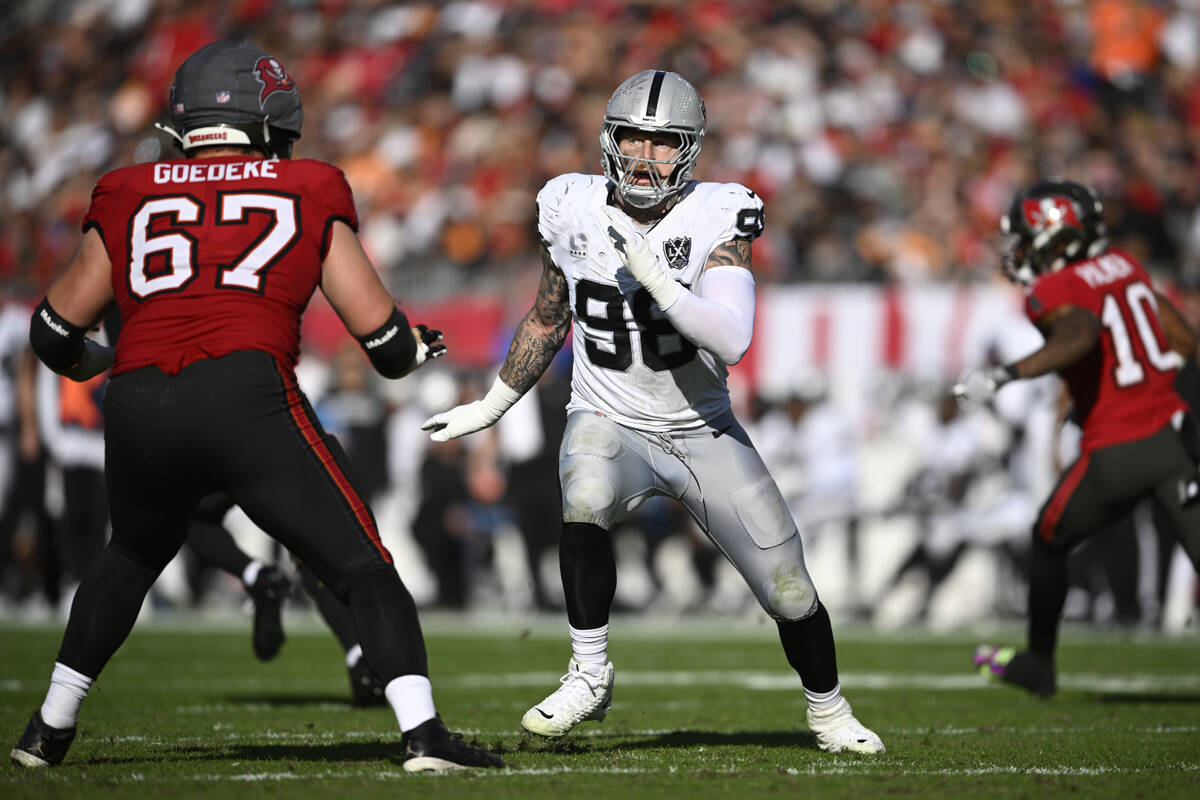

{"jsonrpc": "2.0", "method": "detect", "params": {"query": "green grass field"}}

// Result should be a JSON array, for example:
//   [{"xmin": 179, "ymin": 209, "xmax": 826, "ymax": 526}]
[{"xmin": 2, "ymin": 615, "xmax": 1198, "ymax": 798}]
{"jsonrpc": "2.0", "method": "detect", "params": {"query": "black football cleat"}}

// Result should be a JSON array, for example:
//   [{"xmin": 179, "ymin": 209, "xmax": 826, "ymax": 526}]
[
  {"xmin": 401, "ymin": 716, "xmax": 503, "ymax": 772},
  {"xmin": 11, "ymin": 711, "xmax": 76, "ymax": 768},
  {"xmin": 247, "ymin": 565, "xmax": 291, "ymax": 662},
  {"xmin": 348, "ymin": 658, "xmax": 388, "ymax": 707},
  {"xmin": 974, "ymin": 645, "xmax": 1057, "ymax": 698}
]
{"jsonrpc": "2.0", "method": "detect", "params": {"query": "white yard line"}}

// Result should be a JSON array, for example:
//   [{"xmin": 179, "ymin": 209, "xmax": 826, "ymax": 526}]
[
  {"xmin": 5, "ymin": 670, "xmax": 1200, "ymax": 695},
  {"xmin": 102, "ymin": 723, "xmax": 1197, "ymax": 745},
  {"xmin": 436, "ymin": 669, "xmax": 1200, "ymax": 693},
  {"xmin": 8, "ymin": 762, "xmax": 1200, "ymax": 784}
]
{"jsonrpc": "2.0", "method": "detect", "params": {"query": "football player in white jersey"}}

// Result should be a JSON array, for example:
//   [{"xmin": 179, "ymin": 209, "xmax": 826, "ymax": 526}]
[{"xmin": 423, "ymin": 70, "xmax": 884, "ymax": 754}]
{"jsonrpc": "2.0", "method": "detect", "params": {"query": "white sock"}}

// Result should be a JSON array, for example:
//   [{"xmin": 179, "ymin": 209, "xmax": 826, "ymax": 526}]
[
  {"xmin": 345, "ymin": 644, "xmax": 364, "ymax": 669},
  {"xmin": 40, "ymin": 662, "xmax": 94, "ymax": 729},
  {"xmin": 805, "ymin": 682, "xmax": 842, "ymax": 713},
  {"xmin": 385, "ymin": 674, "xmax": 437, "ymax": 732},
  {"xmin": 569, "ymin": 623, "xmax": 609, "ymax": 666},
  {"xmin": 241, "ymin": 560, "xmax": 264, "ymax": 588}
]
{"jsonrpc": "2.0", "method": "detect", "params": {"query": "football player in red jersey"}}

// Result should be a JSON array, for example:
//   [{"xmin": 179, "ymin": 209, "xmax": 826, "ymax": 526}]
[
  {"xmin": 955, "ymin": 180, "xmax": 1200, "ymax": 697},
  {"xmin": 13, "ymin": 40, "xmax": 501, "ymax": 772}
]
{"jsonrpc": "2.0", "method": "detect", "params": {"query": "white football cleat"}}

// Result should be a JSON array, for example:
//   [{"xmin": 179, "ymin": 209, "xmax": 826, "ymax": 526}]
[
  {"xmin": 807, "ymin": 696, "xmax": 885, "ymax": 754},
  {"xmin": 521, "ymin": 658, "xmax": 614, "ymax": 737}
]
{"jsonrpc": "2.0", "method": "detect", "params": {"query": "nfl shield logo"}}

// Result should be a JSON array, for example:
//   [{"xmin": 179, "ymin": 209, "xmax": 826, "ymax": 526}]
[
  {"xmin": 663, "ymin": 237, "xmax": 692, "ymax": 269},
  {"xmin": 216, "ymin": 90, "xmax": 231, "ymax": 104}
]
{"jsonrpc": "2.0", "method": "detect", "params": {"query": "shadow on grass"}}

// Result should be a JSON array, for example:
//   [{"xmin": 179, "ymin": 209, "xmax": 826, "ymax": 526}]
[
  {"xmin": 512, "ymin": 728, "xmax": 820, "ymax": 756},
  {"xmin": 73, "ymin": 729, "xmax": 820, "ymax": 767},
  {"xmin": 1095, "ymin": 692, "xmax": 1200, "ymax": 704},
  {"xmin": 218, "ymin": 692, "xmax": 368, "ymax": 707},
  {"xmin": 76, "ymin": 741, "xmax": 404, "ymax": 767}
]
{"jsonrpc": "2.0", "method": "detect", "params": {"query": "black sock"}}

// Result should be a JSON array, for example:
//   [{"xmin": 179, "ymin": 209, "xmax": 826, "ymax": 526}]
[
  {"xmin": 777, "ymin": 601, "xmax": 839, "ymax": 694},
  {"xmin": 346, "ymin": 569, "xmax": 427, "ymax": 681},
  {"xmin": 1027, "ymin": 536, "xmax": 1068, "ymax": 660},
  {"xmin": 560, "ymin": 522, "xmax": 615, "ymax": 629},
  {"xmin": 58, "ymin": 542, "xmax": 165, "ymax": 678}
]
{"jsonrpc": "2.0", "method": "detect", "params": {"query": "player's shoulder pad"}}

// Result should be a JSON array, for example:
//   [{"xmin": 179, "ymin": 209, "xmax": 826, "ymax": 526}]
[
  {"xmin": 537, "ymin": 173, "xmax": 604, "ymax": 232},
  {"xmin": 706, "ymin": 181, "xmax": 764, "ymax": 208},
  {"xmin": 696, "ymin": 181, "xmax": 765, "ymax": 241},
  {"xmin": 285, "ymin": 157, "xmax": 350, "ymax": 184},
  {"xmin": 1028, "ymin": 266, "xmax": 1079, "ymax": 308},
  {"xmin": 94, "ymin": 162, "xmax": 145, "ymax": 191},
  {"xmin": 537, "ymin": 174, "xmax": 604, "ymax": 214},
  {"xmin": 1104, "ymin": 247, "xmax": 1150, "ymax": 279}
]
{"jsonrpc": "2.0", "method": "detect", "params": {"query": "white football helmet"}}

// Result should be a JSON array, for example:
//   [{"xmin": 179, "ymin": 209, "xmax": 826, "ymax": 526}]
[{"xmin": 600, "ymin": 70, "xmax": 705, "ymax": 209}]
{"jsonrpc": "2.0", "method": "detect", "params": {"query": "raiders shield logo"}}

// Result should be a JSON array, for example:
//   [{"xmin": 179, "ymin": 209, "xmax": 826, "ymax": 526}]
[{"xmin": 663, "ymin": 237, "xmax": 691, "ymax": 269}]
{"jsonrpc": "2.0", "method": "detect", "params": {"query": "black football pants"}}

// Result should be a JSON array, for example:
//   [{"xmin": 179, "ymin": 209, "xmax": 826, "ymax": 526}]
[
  {"xmin": 1027, "ymin": 420, "xmax": 1200, "ymax": 658},
  {"xmin": 58, "ymin": 350, "xmax": 426, "ymax": 681},
  {"xmin": 1036, "ymin": 421, "xmax": 1200, "ymax": 563}
]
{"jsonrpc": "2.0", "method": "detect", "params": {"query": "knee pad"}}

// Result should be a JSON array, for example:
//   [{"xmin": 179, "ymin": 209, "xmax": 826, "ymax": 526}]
[
  {"xmin": 561, "ymin": 470, "xmax": 618, "ymax": 526},
  {"xmin": 560, "ymin": 415, "xmax": 623, "ymax": 526},
  {"xmin": 762, "ymin": 562, "xmax": 819, "ymax": 621}
]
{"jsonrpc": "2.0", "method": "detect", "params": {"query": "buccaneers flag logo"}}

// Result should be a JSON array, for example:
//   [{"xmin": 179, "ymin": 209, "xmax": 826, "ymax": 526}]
[
  {"xmin": 254, "ymin": 56, "xmax": 296, "ymax": 108},
  {"xmin": 1021, "ymin": 196, "xmax": 1081, "ymax": 232}
]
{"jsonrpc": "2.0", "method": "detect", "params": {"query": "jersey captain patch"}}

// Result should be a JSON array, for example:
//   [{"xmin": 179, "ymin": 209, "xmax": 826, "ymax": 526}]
[
  {"xmin": 569, "ymin": 232, "xmax": 589, "ymax": 259},
  {"xmin": 663, "ymin": 236, "xmax": 691, "ymax": 269}
]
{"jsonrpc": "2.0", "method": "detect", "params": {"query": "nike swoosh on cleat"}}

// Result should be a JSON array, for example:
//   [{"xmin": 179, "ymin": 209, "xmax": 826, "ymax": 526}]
[{"xmin": 536, "ymin": 708, "xmax": 554, "ymax": 719}]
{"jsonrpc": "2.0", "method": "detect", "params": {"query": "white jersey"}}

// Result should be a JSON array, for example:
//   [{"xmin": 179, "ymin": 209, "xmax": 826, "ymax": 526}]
[{"xmin": 537, "ymin": 174, "xmax": 764, "ymax": 432}]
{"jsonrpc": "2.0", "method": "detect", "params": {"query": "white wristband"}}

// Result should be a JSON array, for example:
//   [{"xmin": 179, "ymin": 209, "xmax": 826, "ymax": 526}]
[
  {"xmin": 481, "ymin": 376, "xmax": 521, "ymax": 419},
  {"xmin": 639, "ymin": 266, "xmax": 682, "ymax": 309}
]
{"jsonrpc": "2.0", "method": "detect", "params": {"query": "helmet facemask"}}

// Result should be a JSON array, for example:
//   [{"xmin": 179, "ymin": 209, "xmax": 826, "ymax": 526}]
[
  {"xmin": 601, "ymin": 124, "xmax": 701, "ymax": 209},
  {"xmin": 600, "ymin": 70, "xmax": 706, "ymax": 210}
]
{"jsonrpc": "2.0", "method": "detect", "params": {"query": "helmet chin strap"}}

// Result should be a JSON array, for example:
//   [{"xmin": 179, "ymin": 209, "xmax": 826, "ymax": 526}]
[
  {"xmin": 154, "ymin": 122, "xmax": 184, "ymax": 147},
  {"xmin": 156, "ymin": 118, "xmax": 287, "ymax": 157}
]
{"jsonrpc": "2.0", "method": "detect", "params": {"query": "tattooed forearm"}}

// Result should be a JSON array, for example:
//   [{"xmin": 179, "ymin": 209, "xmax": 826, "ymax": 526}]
[
  {"xmin": 498, "ymin": 248, "xmax": 572, "ymax": 393},
  {"xmin": 704, "ymin": 239, "xmax": 752, "ymax": 270}
]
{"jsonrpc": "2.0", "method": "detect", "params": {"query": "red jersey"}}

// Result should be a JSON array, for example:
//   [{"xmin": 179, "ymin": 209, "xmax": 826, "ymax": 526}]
[
  {"xmin": 82, "ymin": 156, "xmax": 358, "ymax": 378},
  {"xmin": 1026, "ymin": 248, "xmax": 1184, "ymax": 451}
]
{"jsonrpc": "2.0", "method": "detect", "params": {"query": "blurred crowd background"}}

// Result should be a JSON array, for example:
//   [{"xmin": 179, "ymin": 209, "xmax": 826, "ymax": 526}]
[{"xmin": 1, "ymin": 0, "xmax": 1199, "ymax": 632}]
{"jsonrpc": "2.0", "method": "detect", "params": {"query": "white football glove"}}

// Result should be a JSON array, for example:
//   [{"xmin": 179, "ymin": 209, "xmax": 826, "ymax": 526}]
[
  {"xmin": 601, "ymin": 205, "xmax": 681, "ymax": 308},
  {"xmin": 952, "ymin": 365, "xmax": 1015, "ymax": 408},
  {"xmin": 399, "ymin": 324, "xmax": 446, "ymax": 377},
  {"xmin": 421, "ymin": 377, "xmax": 521, "ymax": 442}
]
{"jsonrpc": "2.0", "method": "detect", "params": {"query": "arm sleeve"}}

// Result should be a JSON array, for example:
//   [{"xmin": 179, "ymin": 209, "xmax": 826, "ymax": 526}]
[
  {"xmin": 356, "ymin": 306, "xmax": 417, "ymax": 379},
  {"xmin": 29, "ymin": 298, "xmax": 85, "ymax": 374},
  {"xmin": 661, "ymin": 266, "xmax": 756, "ymax": 365}
]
